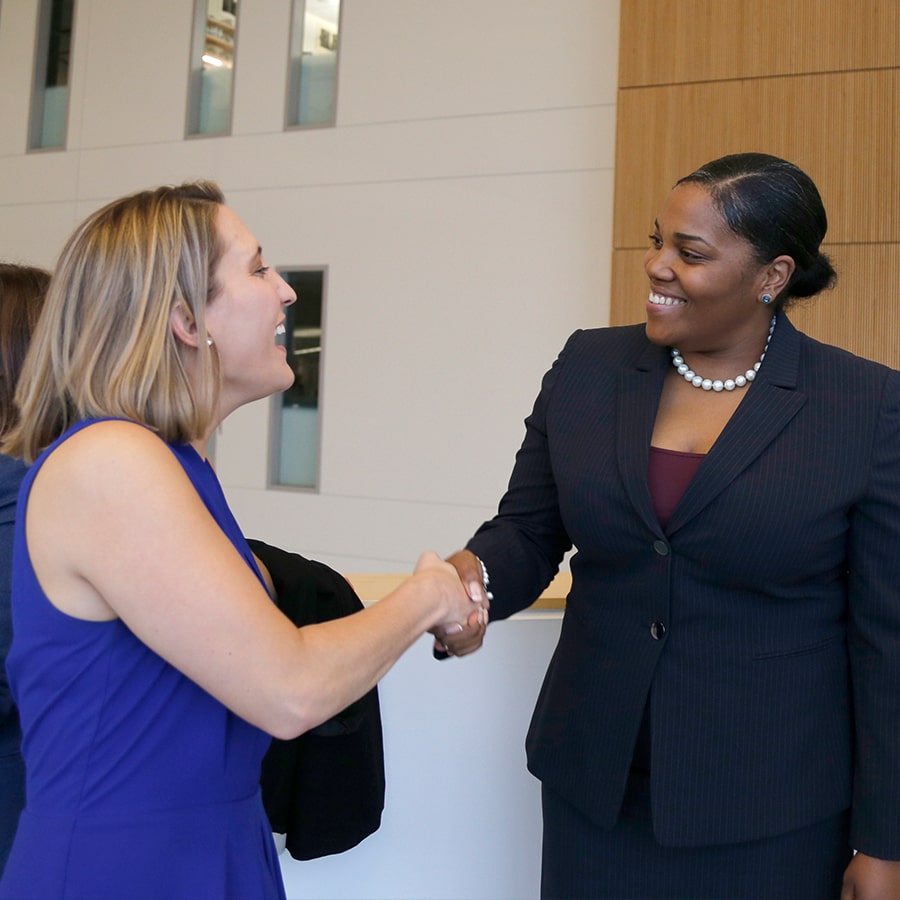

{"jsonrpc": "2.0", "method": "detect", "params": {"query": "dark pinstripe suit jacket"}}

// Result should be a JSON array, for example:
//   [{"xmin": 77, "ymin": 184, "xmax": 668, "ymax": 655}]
[{"xmin": 467, "ymin": 315, "xmax": 900, "ymax": 857}]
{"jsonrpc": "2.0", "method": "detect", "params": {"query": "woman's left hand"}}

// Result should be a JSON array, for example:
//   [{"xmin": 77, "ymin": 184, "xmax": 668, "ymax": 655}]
[{"xmin": 842, "ymin": 852, "xmax": 900, "ymax": 899}]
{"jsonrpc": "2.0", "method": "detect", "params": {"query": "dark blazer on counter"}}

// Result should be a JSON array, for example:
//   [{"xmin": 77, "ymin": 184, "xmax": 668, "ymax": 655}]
[
  {"xmin": 247, "ymin": 540, "xmax": 385, "ymax": 861},
  {"xmin": 467, "ymin": 316, "xmax": 900, "ymax": 859}
]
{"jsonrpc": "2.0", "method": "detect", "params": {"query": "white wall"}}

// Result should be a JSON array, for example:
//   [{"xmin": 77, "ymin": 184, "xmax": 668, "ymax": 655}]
[
  {"xmin": 0, "ymin": 2, "xmax": 619, "ymax": 897},
  {"xmin": 0, "ymin": 0, "xmax": 619, "ymax": 571}
]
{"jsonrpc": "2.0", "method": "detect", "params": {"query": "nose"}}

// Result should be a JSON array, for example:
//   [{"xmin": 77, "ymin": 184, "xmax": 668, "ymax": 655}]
[
  {"xmin": 644, "ymin": 244, "xmax": 674, "ymax": 282},
  {"xmin": 275, "ymin": 271, "xmax": 297, "ymax": 306}
]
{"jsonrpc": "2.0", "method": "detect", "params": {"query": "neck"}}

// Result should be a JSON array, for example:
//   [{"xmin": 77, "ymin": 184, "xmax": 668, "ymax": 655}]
[{"xmin": 670, "ymin": 316, "xmax": 776, "ymax": 393}]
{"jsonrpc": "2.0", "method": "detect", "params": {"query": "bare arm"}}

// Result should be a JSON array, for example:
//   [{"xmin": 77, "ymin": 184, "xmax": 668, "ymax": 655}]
[{"xmin": 26, "ymin": 420, "xmax": 478, "ymax": 739}]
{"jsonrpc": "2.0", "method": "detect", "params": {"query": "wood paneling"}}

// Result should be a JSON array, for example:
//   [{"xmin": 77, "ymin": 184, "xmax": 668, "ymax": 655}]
[
  {"xmin": 620, "ymin": 0, "xmax": 900, "ymax": 87},
  {"xmin": 613, "ymin": 69, "xmax": 900, "ymax": 248}
]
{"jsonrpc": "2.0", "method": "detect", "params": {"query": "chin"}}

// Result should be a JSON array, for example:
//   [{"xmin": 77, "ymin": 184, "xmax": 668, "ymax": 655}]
[
  {"xmin": 644, "ymin": 320, "xmax": 673, "ymax": 348},
  {"xmin": 278, "ymin": 369, "xmax": 296, "ymax": 393}
]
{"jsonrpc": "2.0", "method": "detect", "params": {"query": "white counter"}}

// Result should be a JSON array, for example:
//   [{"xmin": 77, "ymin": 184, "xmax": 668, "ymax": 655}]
[{"xmin": 279, "ymin": 611, "xmax": 563, "ymax": 900}]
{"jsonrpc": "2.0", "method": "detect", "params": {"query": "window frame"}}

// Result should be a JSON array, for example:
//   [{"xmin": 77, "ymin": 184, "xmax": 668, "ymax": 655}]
[
  {"xmin": 185, "ymin": 0, "xmax": 238, "ymax": 138},
  {"xmin": 283, "ymin": 0, "xmax": 342, "ymax": 131},
  {"xmin": 268, "ymin": 265, "xmax": 328, "ymax": 492},
  {"xmin": 28, "ymin": 0, "xmax": 76, "ymax": 151}
]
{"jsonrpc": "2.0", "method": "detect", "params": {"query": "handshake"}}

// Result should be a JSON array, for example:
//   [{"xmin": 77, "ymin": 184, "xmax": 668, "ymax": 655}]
[{"xmin": 413, "ymin": 549, "xmax": 491, "ymax": 660}]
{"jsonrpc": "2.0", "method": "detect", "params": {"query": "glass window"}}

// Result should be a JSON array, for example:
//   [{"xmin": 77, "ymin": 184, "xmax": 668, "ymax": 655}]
[
  {"xmin": 286, "ymin": 0, "xmax": 340, "ymax": 128},
  {"xmin": 187, "ymin": 0, "xmax": 238, "ymax": 136},
  {"xmin": 29, "ymin": 0, "xmax": 75, "ymax": 150},
  {"xmin": 271, "ymin": 269, "xmax": 325, "ymax": 488}
]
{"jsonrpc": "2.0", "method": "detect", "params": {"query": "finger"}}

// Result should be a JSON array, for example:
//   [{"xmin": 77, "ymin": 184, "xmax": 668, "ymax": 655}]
[
  {"xmin": 445, "ymin": 630, "xmax": 485, "ymax": 657},
  {"xmin": 432, "ymin": 610, "xmax": 485, "ymax": 642},
  {"xmin": 443, "ymin": 619, "xmax": 487, "ymax": 657}
]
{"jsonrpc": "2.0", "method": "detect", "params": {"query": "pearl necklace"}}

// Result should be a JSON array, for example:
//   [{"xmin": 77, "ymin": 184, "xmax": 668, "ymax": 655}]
[{"xmin": 670, "ymin": 316, "xmax": 776, "ymax": 392}]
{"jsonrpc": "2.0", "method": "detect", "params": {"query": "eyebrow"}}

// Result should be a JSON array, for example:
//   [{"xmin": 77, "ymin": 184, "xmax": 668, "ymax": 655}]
[
  {"xmin": 655, "ymin": 219, "xmax": 713, "ymax": 247},
  {"xmin": 674, "ymin": 232, "xmax": 712, "ymax": 246}
]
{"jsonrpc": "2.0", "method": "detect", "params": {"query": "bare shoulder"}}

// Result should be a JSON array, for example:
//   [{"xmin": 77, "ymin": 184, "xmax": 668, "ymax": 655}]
[
  {"xmin": 26, "ymin": 420, "xmax": 205, "ymax": 620},
  {"xmin": 40, "ymin": 420, "xmax": 182, "ymax": 484},
  {"xmin": 35, "ymin": 421, "xmax": 211, "ymax": 527}
]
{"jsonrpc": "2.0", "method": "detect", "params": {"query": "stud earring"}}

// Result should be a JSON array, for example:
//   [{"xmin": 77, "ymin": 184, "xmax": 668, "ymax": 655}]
[
  {"xmin": 761, "ymin": 294, "xmax": 772, "ymax": 305},
  {"xmin": 206, "ymin": 337, "xmax": 214, "ymax": 346}
]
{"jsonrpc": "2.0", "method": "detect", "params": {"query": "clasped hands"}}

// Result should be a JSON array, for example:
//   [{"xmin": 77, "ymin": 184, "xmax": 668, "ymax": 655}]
[{"xmin": 426, "ymin": 549, "xmax": 490, "ymax": 659}]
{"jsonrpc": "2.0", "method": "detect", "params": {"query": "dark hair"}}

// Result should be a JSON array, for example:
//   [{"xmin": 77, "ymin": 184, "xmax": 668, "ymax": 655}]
[
  {"xmin": 676, "ymin": 152, "xmax": 836, "ymax": 310},
  {"xmin": 0, "ymin": 263, "xmax": 51, "ymax": 436}
]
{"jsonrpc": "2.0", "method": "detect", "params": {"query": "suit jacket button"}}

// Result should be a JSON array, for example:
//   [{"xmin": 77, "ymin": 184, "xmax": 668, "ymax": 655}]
[
  {"xmin": 653, "ymin": 540, "xmax": 669, "ymax": 556},
  {"xmin": 650, "ymin": 620, "xmax": 666, "ymax": 640}
]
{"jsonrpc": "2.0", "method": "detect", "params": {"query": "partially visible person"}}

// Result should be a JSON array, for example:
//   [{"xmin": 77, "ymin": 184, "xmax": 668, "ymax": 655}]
[
  {"xmin": 439, "ymin": 153, "xmax": 900, "ymax": 898},
  {"xmin": 0, "ymin": 263, "xmax": 50, "ymax": 877},
  {"xmin": 0, "ymin": 184, "xmax": 486, "ymax": 900}
]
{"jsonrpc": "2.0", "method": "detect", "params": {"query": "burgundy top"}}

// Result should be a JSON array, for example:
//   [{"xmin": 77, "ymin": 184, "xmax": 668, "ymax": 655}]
[{"xmin": 648, "ymin": 445, "xmax": 705, "ymax": 530}]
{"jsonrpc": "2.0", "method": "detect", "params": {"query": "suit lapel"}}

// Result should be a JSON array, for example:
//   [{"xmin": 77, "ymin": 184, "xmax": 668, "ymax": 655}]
[
  {"xmin": 667, "ymin": 316, "xmax": 807, "ymax": 534},
  {"xmin": 617, "ymin": 336, "xmax": 669, "ymax": 535}
]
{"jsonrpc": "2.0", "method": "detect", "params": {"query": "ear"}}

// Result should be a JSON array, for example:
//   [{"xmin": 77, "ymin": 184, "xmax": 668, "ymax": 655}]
[
  {"xmin": 170, "ymin": 301, "xmax": 201, "ymax": 349},
  {"xmin": 760, "ymin": 255, "xmax": 795, "ymax": 299}
]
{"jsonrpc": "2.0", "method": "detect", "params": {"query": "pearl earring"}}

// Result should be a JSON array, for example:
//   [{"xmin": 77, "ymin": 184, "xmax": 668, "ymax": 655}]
[
  {"xmin": 761, "ymin": 294, "xmax": 772, "ymax": 305},
  {"xmin": 206, "ymin": 338, "xmax": 214, "ymax": 346}
]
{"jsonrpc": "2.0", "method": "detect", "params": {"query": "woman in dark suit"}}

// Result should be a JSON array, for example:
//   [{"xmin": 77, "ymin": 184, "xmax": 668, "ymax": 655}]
[{"xmin": 441, "ymin": 153, "xmax": 900, "ymax": 898}]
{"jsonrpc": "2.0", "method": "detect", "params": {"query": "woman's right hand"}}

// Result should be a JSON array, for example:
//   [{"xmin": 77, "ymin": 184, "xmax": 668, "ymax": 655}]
[
  {"xmin": 424, "ymin": 549, "xmax": 490, "ymax": 658},
  {"xmin": 414, "ymin": 551, "xmax": 487, "ymax": 628}
]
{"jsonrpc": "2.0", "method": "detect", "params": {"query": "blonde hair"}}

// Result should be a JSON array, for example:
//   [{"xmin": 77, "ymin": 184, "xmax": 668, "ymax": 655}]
[{"xmin": 1, "ymin": 182, "xmax": 225, "ymax": 463}]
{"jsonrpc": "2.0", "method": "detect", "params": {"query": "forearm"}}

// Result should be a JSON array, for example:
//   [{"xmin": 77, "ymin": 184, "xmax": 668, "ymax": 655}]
[
  {"xmin": 282, "ymin": 575, "xmax": 453, "ymax": 733},
  {"xmin": 467, "ymin": 520, "xmax": 566, "ymax": 619}
]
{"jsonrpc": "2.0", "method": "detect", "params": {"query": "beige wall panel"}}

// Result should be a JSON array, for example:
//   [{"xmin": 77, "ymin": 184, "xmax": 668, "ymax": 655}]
[
  {"xmin": 620, "ymin": 0, "xmax": 900, "ymax": 87},
  {"xmin": 612, "ymin": 245, "xmax": 900, "ymax": 370},
  {"xmin": 0, "ymin": 0, "xmax": 39, "ymax": 156},
  {"xmin": 613, "ymin": 69, "xmax": 900, "ymax": 248},
  {"xmin": 339, "ymin": 0, "xmax": 619, "ymax": 124},
  {"xmin": 75, "ymin": 0, "xmax": 194, "ymax": 148},
  {"xmin": 230, "ymin": 0, "xmax": 293, "ymax": 136}
]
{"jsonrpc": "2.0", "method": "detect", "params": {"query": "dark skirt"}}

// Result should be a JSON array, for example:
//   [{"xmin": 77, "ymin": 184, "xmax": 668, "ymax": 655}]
[{"xmin": 541, "ymin": 773, "xmax": 852, "ymax": 899}]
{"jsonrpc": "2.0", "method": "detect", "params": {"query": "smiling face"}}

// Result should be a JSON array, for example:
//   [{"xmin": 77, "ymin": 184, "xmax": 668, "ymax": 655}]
[
  {"xmin": 204, "ymin": 205, "xmax": 297, "ymax": 417},
  {"xmin": 644, "ymin": 182, "xmax": 775, "ymax": 356}
]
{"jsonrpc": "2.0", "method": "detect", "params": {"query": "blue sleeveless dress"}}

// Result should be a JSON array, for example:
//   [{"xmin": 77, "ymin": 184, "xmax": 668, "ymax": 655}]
[{"xmin": 0, "ymin": 419, "xmax": 286, "ymax": 900}]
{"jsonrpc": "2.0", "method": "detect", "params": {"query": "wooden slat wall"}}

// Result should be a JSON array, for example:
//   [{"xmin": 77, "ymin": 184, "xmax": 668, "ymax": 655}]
[{"xmin": 612, "ymin": 0, "xmax": 900, "ymax": 368}]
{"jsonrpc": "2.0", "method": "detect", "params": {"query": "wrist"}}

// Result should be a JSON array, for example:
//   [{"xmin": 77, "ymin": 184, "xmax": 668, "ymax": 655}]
[{"xmin": 473, "ymin": 555, "xmax": 493, "ymax": 601}]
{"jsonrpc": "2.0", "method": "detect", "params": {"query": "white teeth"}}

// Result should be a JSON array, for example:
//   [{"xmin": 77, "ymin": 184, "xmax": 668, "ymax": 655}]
[
  {"xmin": 275, "ymin": 324, "xmax": 286, "ymax": 335},
  {"xmin": 648, "ymin": 292, "xmax": 686, "ymax": 307}
]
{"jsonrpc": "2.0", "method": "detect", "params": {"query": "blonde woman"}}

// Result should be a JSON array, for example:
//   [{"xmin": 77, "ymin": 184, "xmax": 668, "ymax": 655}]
[{"xmin": 0, "ymin": 183, "xmax": 486, "ymax": 900}]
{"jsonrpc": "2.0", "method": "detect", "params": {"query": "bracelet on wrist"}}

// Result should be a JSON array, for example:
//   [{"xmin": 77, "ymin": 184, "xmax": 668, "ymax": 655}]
[{"xmin": 474, "ymin": 555, "xmax": 493, "ymax": 600}]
